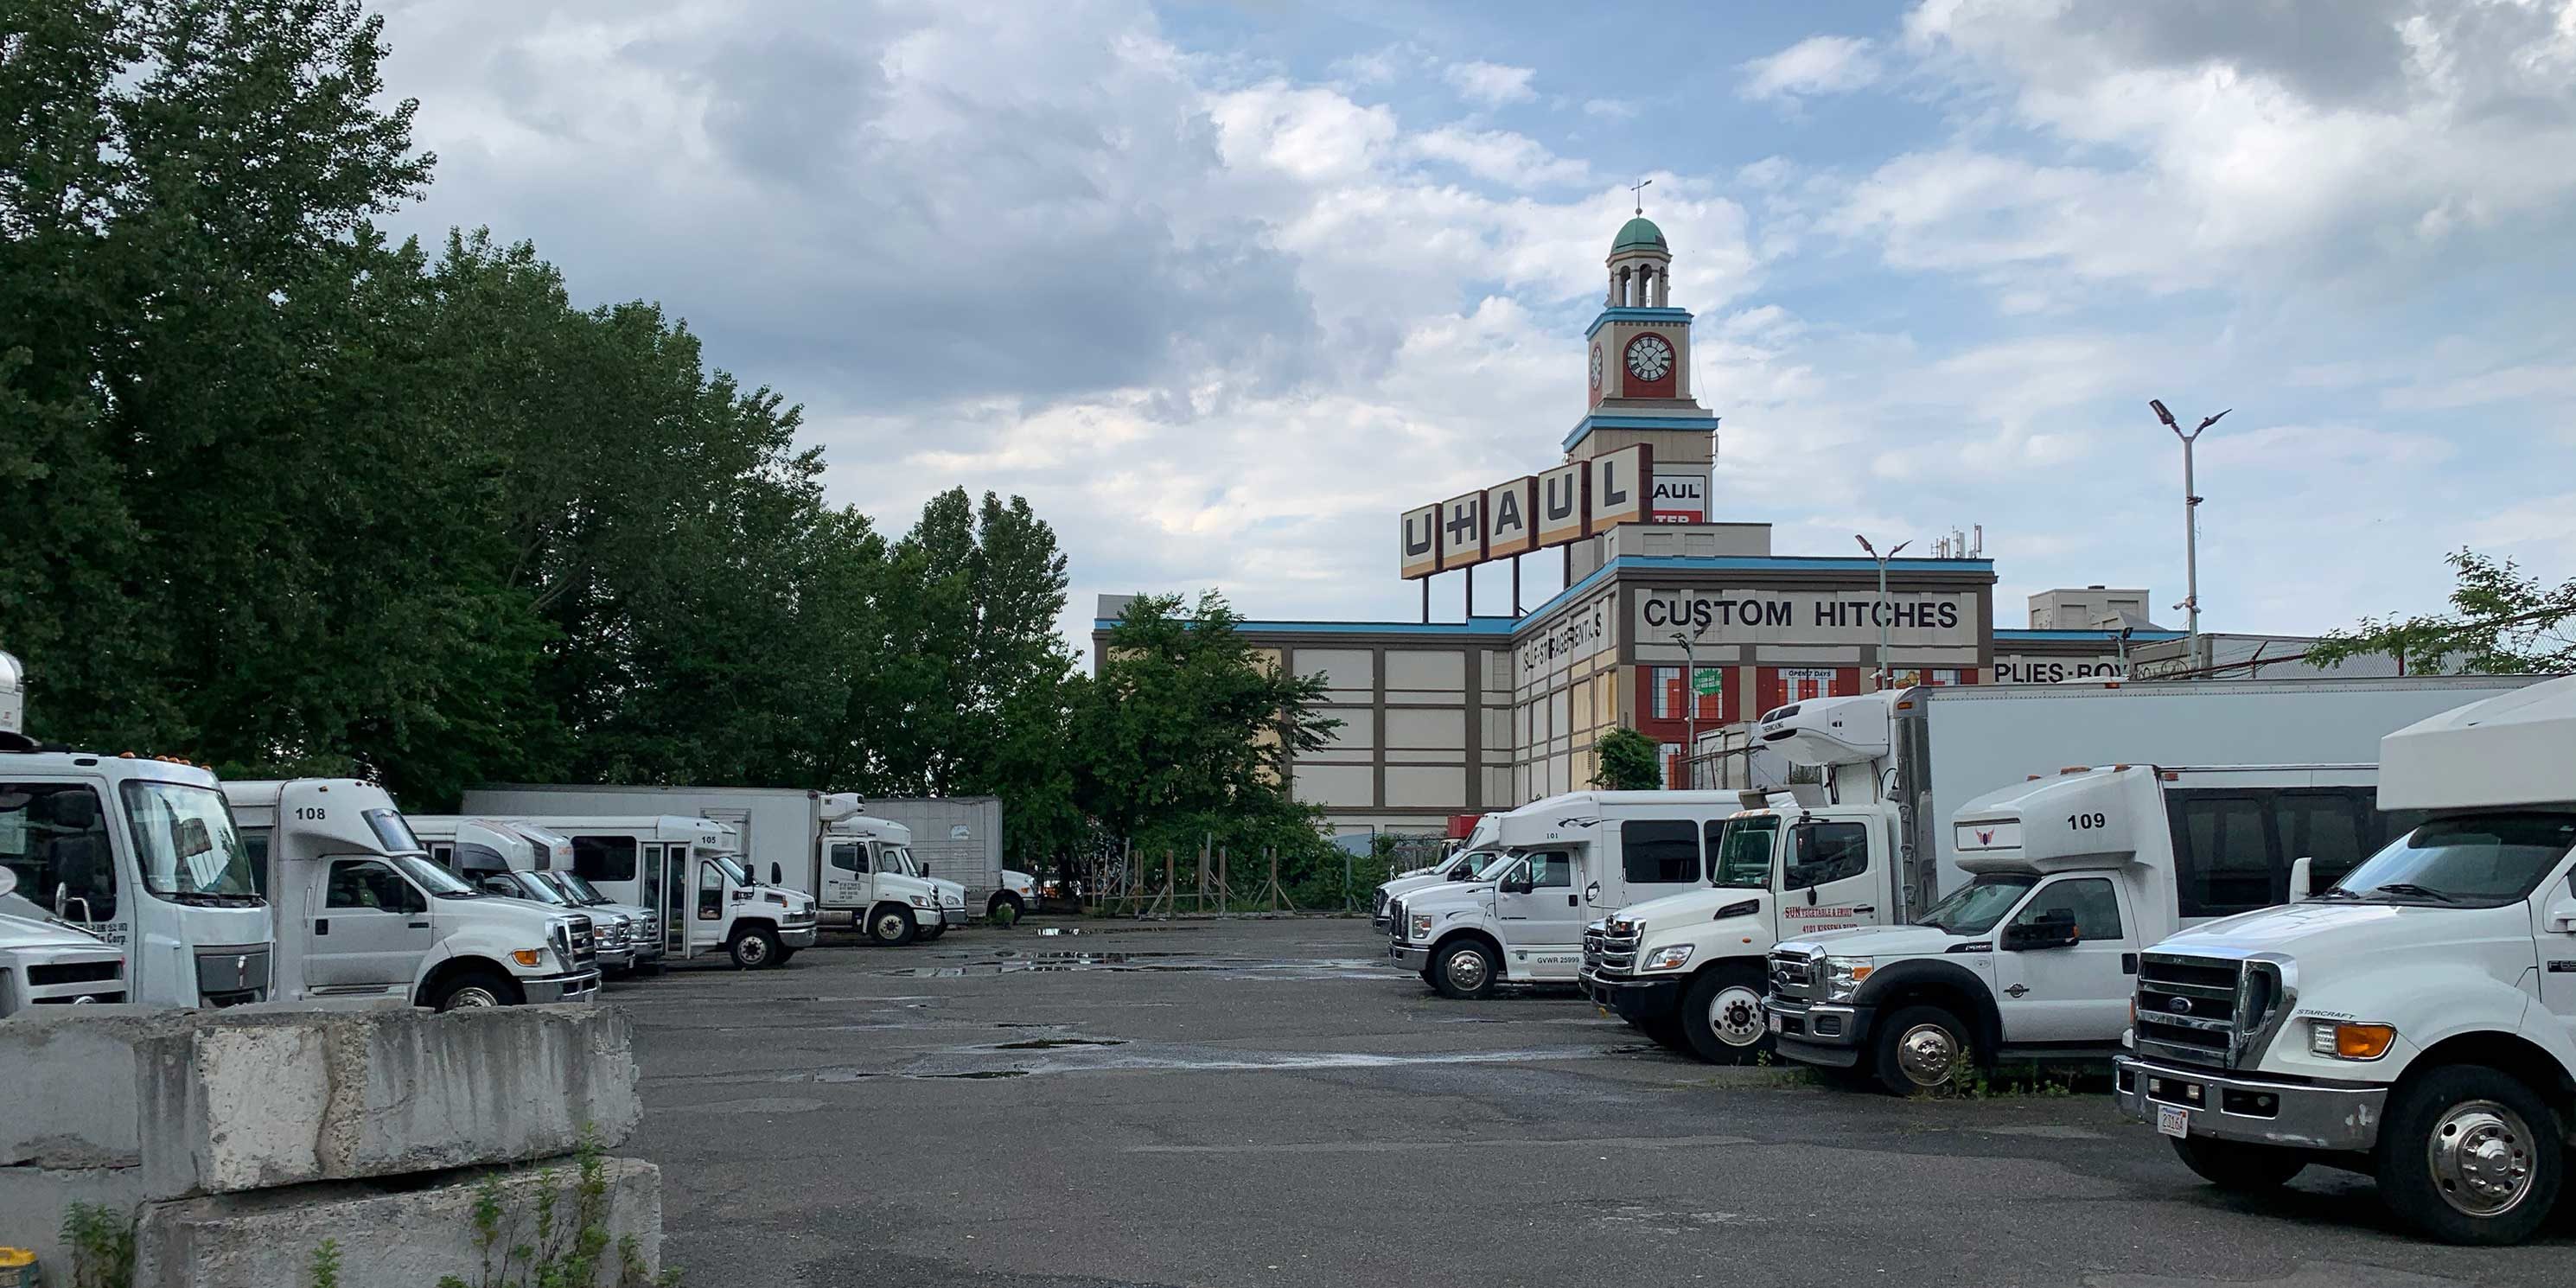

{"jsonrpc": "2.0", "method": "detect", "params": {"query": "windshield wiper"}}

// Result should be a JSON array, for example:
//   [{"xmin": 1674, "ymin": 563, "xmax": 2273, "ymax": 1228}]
[
  {"xmin": 432, "ymin": 889, "xmax": 486, "ymax": 900},
  {"xmin": 2309, "ymin": 887, "xmax": 2362, "ymax": 901},
  {"xmin": 2367, "ymin": 882, "xmax": 2458, "ymax": 904}
]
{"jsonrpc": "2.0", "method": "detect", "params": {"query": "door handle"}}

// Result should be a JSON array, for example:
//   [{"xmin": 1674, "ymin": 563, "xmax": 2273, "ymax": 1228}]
[
  {"xmin": 1566, "ymin": 895, "xmax": 1578, "ymax": 907},
  {"xmin": 408, "ymin": 921, "xmax": 430, "ymax": 929},
  {"xmin": 1852, "ymin": 905, "xmax": 1876, "ymax": 915},
  {"xmin": 2120, "ymin": 953, "xmax": 2139, "ymax": 975},
  {"xmin": 314, "ymin": 919, "xmax": 329, "ymax": 935}
]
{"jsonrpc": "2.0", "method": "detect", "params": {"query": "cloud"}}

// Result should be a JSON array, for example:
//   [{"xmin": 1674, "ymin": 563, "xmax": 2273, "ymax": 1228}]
[
  {"xmin": 1741, "ymin": 35, "xmax": 1883, "ymax": 101},
  {"xmin": 1581, "ymin": 98, "xmax": 1638, "ymax": 119},
  {"xmin": 1442, "ymin": 60, "xmax": 1537, "ymax": 107},
  {"xmin": 1404, "ymin": 126, "xmax": 1591, "ymax": 188}
]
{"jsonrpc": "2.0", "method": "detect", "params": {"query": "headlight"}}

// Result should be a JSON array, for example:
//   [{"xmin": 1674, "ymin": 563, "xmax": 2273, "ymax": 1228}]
[
  {"xmin": 2309, "ymin": 1020, "xmax": 2395, "ymax": 1061},
  {"xmin": 1824, "ymin": 956, "xmax": 1874, "ymax": 1002},
  {"xmin": 1643, "ymin": 944, "xmax": 1694, "ymax": 972},
  {"xmin": 909, "ymin": 894, "xmax": 931, "ymax": 909},
  {"xmin": 1408, "ymin": 912, "xmax": 1434, "ymax": 940}
]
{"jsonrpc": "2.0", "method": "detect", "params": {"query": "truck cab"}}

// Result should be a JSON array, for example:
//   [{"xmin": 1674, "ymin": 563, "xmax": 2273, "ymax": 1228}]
[
  {"xmin": 2114, "ymin": 677, "xmax": 2576, "ymax": 1246},
  {"xmin": 224, "ymin": 781, "xmax": 600, "ymax": 1010},
  {"xmin": 496, "ymin": 815, "xmax": 816, "ymax": 969},
  {"xmin": 409, "ymin": 817, "xmax": 650, "ymax": 976},
  {"xmin": 1389, "ymin": 791, "xmax": 1752, "ymax": 1000},
  {"xmin": 1578, "ymin": 790, "xmax": 1897, "ymax": 1062},
  {"xmin": 0, "ymin": 865, "xmax": 128, "ymax": 1014},
  {"xmin": 819, "ymin": 816, "xmax": 952, "ymax": 946},
  {"xmin": 848, "ymin": 819, "xmax": 969, "ymax": 938},
  {"xmin": 1767, "ymin": 763, "xmax": 2388, "ymax": 1094},
  {"xmin": 1373, "ymin": 816, "xmax": 1501, "ymax": 932}
]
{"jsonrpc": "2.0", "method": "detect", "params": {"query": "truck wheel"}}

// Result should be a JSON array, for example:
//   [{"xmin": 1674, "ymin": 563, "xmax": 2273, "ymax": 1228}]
[
  {"xmin": 989, "ymin": 891, "xmax": 1026, "ymax": 921},
  {"xmin": 728, "ymin": 926, "xmax": 781, "ymax": 970},
  {"xmin": 1871, "ymin": 1004, "xmax": 1970, "ymax": 1095},
  {"xmin": 867, "ymin": 904, "xmax": 919, "ymax": 947},
  {"xmin": 923, "ymin": 922, "xmax": 947, "ymax": 941},
  {"xmin": 1636, "ymin": 1014, "xmax": 1690, "ymax": 1055},
  {"xmin": 1430, "ymin": 938, "xmax": 1499, "ymax": 1000},
  {"xmin": 2169, "ymin": 1136, "xmax": 2308, "ymax": 1191},
  {"xmin": 2374, "ymin": 1065, "xmax": 2563, "ymax": 1245},
  {"xmin": 430, "ymin": 968, "xmax": 520, "ymax": 1012},
  {"xmin": 1680, "ymin": 967, "xmax": 1773, "ymax": 1065}
]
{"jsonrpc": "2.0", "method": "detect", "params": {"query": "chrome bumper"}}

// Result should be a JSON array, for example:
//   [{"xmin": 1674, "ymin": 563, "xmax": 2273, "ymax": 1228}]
[
  {"xmin": 524, "ymin": 970, "xmax": 603, "ymax": 1004},
  {"xmin": 1390, "ymin": 942, "xmax": 1431, "ymax": 971},
  {"xmin": 781, "ymin": 923, "xmax": 819, "ymax": 949},
  {"xmin": 1762, "ymin": 996, "xmax": 1867, "ymax": 1066},
  {"xmin": 594, "ymin": 946, "xmax": 638, "ymax": 972},
  {"xmin": 911, "ymin": 906, "xmax": 942, "ymax": 927},
  {"xmin": 941, "ymin": 906, "xmax": 969, "ymax": 928},
  {"xmin": 2114, "ymin": 1055, "xmax": 2387, "ymax": 1153}
]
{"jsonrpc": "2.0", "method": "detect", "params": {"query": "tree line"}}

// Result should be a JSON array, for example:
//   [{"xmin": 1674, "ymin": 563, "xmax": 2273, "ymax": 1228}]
[{"xmin": 0, "ymin": 0, "xmax": 1349, "ymax": 879}]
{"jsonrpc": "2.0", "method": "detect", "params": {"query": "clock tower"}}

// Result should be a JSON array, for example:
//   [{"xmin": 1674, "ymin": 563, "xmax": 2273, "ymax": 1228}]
[{"xmin": 1570, "ymin": 209, "xmax": 1717, "ymax": 530}]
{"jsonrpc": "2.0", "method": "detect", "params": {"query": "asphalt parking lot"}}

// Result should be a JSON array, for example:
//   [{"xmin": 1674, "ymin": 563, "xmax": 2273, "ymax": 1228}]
[{"xmin": 615, "ymin": 916, "xmax": 2573, "ymax": 1288}]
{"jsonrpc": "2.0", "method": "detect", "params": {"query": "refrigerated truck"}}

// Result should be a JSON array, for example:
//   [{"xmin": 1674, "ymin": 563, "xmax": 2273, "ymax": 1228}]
[
  {"xmin": 1579, "ymin": 676, "xmax": 2541, "ymax": 1064},
  {"xmin": 854, "ymin": 796, "xmax": 1016, "ymax": 918}
]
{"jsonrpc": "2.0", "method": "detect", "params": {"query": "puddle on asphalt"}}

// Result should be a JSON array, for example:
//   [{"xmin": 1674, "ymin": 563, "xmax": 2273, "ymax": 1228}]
[
  {"xmin": 992, "ymin": 1037, "xmax": 1127, "ymax": 1049},
  {"xmin": 650, "ymin": 1040, "xmax": 1629, "ymax": 1087}
]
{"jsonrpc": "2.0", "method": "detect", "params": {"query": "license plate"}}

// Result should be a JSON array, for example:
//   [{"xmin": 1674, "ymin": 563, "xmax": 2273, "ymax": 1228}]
[
  {"xmin": 1768, "ymin": 1013, "xmax": 1783, "ymax": 1034},
  {"xmin": 2156, "ymin": 1104, "xmax": 2189, "ymax": 1138}
]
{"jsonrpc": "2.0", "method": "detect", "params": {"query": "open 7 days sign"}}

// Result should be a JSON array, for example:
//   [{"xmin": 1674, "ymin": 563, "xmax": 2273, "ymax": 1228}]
[{"xmin": 1400, "ymin": 445, "xmax": 1654, "ymax": 580}]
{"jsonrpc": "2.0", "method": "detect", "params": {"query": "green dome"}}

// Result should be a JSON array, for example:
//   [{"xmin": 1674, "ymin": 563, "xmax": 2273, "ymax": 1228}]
[{"xmin": 1611, "ymin": 216, "xmax": 1666, "ymax": 252}]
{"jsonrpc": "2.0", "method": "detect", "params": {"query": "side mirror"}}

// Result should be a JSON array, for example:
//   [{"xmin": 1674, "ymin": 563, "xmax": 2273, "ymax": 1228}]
[
  {"xmin": 770, "ymin": 862, "xmax": 782, "ymax": 884},
  {"xmin": 2002, "ymin": 910, "xmax": 2081, "ymax": 952},
  {"xmin": 2287, "ymin": 857, "xmax": 2314, "ymax": 902},
  {"xmin": 2548, "ymin": 875, "xmax": 2576, "ymax": 934}
]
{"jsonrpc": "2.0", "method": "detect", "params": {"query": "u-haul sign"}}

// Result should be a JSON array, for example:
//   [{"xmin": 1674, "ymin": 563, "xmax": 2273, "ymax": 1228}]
[
  {"xmin": 1649, "ymin": 470, "xmax": 1707, "ymax": 523},
  {"xmin": 1403, "ymin": 445, "xmax": 1651, "ymax": 580}
]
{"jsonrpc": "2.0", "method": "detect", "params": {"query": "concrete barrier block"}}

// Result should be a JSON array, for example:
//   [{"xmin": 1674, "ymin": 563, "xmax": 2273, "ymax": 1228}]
[
  {"xmin": 1, "ymin": 1002, "xmax": 637, "ymax": 1202},
  {"xmin": 132, "ymin": 1157, "xmax": 662, "ymax": 1288}
]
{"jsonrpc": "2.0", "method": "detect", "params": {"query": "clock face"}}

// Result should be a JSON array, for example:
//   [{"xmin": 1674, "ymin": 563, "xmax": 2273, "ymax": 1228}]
[
  {"xmin": 1590, "ymin": 345, "xmax": 1603, "ymax": 393},
  {"xmin": 1626, "ymin": 334, "xmax": 1674, "ymax": 383}
]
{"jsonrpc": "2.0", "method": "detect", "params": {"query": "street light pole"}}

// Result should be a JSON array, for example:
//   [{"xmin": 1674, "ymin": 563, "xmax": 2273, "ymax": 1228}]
[
  {"xmin": 1668, "ymin": 630, "xmax": 1696, "ymax": 788},
  {"xmin": 2149, "ymin": 400, "xmax": 2229, "ymax": 665},
  {"xmin": 1853, "ymin": 534, "xmax": 1910, "ymax": 690}
]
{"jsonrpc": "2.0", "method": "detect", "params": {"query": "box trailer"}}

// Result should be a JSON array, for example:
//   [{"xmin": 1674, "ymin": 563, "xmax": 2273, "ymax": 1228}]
[{"xmin": 851, "ymin": 796, "xmax": 1005, "ymax": 914}]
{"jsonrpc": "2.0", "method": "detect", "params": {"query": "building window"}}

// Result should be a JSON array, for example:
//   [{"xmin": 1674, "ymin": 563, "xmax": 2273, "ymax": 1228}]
[
  {"xmin": 1931, "ymin": 668, "xmax": 1964, "ymax": 686},
  {"xmin": 1887, "ymin": 667, "xmax": 1964, "ymax": 689},
  {"xmin": 1780, "ymin": 667, "xmax": 1837, "ymax": 703},
  {"xmin": 1659, "ymin": 742, "xmax": 1682, "ymax": 787},
  {"xmin": 1649, "ymin": 666, "xmax": 1681, "ymax": 719}
]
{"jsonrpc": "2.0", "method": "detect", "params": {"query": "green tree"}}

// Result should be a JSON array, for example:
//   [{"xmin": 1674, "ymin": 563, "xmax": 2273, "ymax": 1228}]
[
  {"xmin": 2309, "ymin": 549, "xmax": 2576, "ymax": 676},
  {"xmin": 1074, "ymin": 593, "xmax": 1339, "ymax": 858},
  {"xmin": 1592, "ymin": 727, "xmax": 1662, "ymax": 790}
]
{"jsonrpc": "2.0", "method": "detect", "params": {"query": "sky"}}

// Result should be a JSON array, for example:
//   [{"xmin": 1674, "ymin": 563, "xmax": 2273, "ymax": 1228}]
[{"xmin": 371, "ymin": 0, "xmax": 2576, "ymax": 653}]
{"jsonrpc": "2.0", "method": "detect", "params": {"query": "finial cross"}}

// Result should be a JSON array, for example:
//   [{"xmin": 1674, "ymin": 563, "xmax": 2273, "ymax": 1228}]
[{"xmin": 1629, "ymin": 177, "xmax": 1651, "ymax": 215}]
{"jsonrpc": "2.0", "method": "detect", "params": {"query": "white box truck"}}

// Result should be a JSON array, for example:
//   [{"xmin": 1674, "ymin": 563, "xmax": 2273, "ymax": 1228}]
[
  {"xmin": 461, "ymin": 785, "xmax": 936, "ymax": 945},
  {"xmin": 1580, "ymin": 677, "xmax": 2537, "ymax": 1064},
  {"xmin": 854, "ymin": 796, "xmax": 1033, "ymax": 920},
  {"xmin": 2114, "ymin": 676, "xmax": 2576, "ymax": 1245}
]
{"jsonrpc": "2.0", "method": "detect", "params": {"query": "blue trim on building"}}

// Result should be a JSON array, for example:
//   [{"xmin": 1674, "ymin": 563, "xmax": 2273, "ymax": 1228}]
[
  {"xmin": 1583, "ymin": 306, "xmax": 1694, "ymax": 341},
  {"xmin": 1996, "ymin": 628, "xmax": 2186, "ymax": 643},
  {"xmin": 1095, "ymin": 554, "xmax": 2001, "ymax": 643},
  {"xmin": 1562, "ymin": 411, "xmax": 1720, "ymax": 452}
]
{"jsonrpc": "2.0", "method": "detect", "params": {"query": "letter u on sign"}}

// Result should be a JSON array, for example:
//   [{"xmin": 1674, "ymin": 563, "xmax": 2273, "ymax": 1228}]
[{"xmin": 1399, "ymin": 504, "xmax": 1441, "ymax": 579}]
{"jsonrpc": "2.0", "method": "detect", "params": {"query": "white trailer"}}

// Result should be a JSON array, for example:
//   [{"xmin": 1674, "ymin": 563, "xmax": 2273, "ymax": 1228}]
[{"xmin": 853, "ymin": 796, "xmax": 1009, "ymax": 915}]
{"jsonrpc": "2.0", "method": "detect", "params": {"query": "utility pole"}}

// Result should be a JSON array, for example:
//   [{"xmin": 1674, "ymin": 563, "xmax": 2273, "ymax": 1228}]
[
  {"xmin": 1668, "ymin": 630, "xmax": 1697, "ymax": 788},
  {"xmin": 1854, "ymin": 534, "xmax": 1910, "ymax": 689},
  {"xmin": 2149, "ymin": 400, "xmax": 2229, "ymax": 664}
]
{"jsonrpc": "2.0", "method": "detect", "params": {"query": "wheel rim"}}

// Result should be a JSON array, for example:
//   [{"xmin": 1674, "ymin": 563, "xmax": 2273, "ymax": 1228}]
[
  {"xmin": 1893, "ymin": 1023, "xmax": 1959, "ymax": 1087},
  {"xmin": 1707, "ymin": 985, "xmax": 1765, "ymax": 1047},
  {"xmin": 877, "ymin": 914, "xmax": 907, "ymax": 940},
  {"xmin": 2426, "ymin": 1099, "xmax": 2537, "ymax": 1217},
  {"xmin": 1444, "ymin": 948, "xmax": 1489, "ymax": 992},
  {"xmin": 739, "ymin": 936, "xmax": 769, "ymax": 966},
  {"xmin": 446, "ymin": 986, "xmax": 502, "ymax": 1010}
]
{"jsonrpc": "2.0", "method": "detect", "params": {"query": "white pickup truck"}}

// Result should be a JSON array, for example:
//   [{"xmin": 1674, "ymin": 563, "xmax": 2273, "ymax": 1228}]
[
  {"xmin": 1763, "ymin": 763, "xmax": 2394, "ymax": 1093},
  {"xmin": 2114, "ymin": 676, "xmax": 2576, "ymax": 1245},
  {"xmin": 0, "ymin": 866, "xmax": 128, "ymax": 1014},
  {"xmin": 1372, "ymin": 817, "xmax": 1500, "ymax": 933}
]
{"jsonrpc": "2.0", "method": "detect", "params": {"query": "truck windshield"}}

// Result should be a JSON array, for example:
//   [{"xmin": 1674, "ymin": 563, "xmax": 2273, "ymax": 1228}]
[
  {"xmin": 512, "ymin": 872, "xmax": 573, "ymax": 905},
  {"xmin": 119, "ymin": 781, "xmax": 263, "ymax": 904},
  {"xmin": 1916, "ymin": 873, "xmax": 2040, "ymax": 934},
  {"xmin": 710, "ymin": 855, "xmax": 753, "ymax": 887},
  {"xmin": 553, "ymin": 872, "xmax": 609, "ymax": 904},
  {"xmin": 1460, "ymin": 850, "xmax": 1510, "ymax": 878},
  {"xmin": 2319, "ymin": 813, "xmax": 2576, "ymax": 909},
  {"xmin": 397, "ymin": 855, "xmax": 481, "ymax": 898},
  {"xmin": 884, "ymin": 845, "xmax": 920, "ymax": 876},
  {"xmin": 1709, "ymin": 817, "xmax": 1778, "ymax": 889}
]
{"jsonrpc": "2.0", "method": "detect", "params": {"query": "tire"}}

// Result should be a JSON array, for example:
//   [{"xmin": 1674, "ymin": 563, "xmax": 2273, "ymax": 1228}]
[
  {"xmin": 2374, "ymin": 1064, "xmax": 2564, "ymax": 1245},
  {"xmin": 1680, "ymin": 967, "xmax": 1774, "ymax": 1065},
  {"xmin": 2170, "ymin": 1136, "xmax": 2309, "ymax": 1192},
  {"xmin": 1870, "ymin": 1004, "xmax": 1972, "ymax": 1096},
  {"xmin": 923, "ymin": 922, "xmax": 947, "ymax": 941},
  {"xmin": 1636, "ymin": 1013, "xmax": 1691, "ymax": 1054},
  {"xmin": 989, "ymin": 892, "xmax": 1026, "ymax": 921},
  {"xmin": 1429, "ymin": 937, "xmax": 1500, "ymax": 999},
  {"xmin": 775, "ymin": 948, "xmax": 798, "ymax": 965},
  {"xmin": 729, "ymin": 926, "xmax": 781, "ymax": 970},
  {"xmin": 867, "ymin": 903, "xmax": 920, "ymax": 947},
  {"xmin": 429, "ymin": 968, "xmax": 519, "ymax": 1012}
]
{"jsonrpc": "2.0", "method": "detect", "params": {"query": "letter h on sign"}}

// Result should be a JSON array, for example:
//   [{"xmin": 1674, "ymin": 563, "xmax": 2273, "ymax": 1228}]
[{"xmin": 1438, "ymin": 493, "xmax": 1486, "ymax": 572}]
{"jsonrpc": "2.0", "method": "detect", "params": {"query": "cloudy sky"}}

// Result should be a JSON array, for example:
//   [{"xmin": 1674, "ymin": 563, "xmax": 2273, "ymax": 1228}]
[{"xmin": 373, "ymin": 0, "xmax": 2576, "ymax": 649}]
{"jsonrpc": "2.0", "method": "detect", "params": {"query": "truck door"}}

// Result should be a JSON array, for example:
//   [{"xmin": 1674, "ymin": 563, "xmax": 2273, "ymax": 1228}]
[
  {"xmin": 662, "ymin": 847, "xmax": 691, "ymax": 955},
  {"xmin": 1991, "ymin": 875, "xmax": 2136, "ymax": 1044},
  {"xmin": 822, "ymin": 840, "xmax": 868, "ymax": 909},
  {"xmin": 2536, "ymin": 864, "xmax": 2576, "ymax": 1038},
  {"xmin": 638, "ymin": 843, "xmax": 664, "ymax": 940},
  {"xmin": 307, "ymin": 859, "xmax": 432, "ymax": 992},
  {"xmin": 1778, "ymin": 818, "xmax": 1880, "ymax": 935},
  {"xmin": 1495, "ymin": 849, "xmax": 1582, "ymax": 972}
]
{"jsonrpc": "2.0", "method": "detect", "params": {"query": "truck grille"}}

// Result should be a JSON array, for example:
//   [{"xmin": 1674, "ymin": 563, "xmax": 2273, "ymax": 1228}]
[
  {"xmin": 2134, "ymin": 952, "xmax": 2286, "ymax": 1070},
  {"xmin": 1767, "ymin": 949, "xmax": 1821, "ymax": 1003},
  {"xmin": 569, "ymin": 918, "xmax": 596, "ymax": 966},
  {"xmin": 1387, "ymin": 897, "xmax": 1406, "ymax": 940},
  {"xmin": 29, "ymin": 960, "xmax": 120, "ymax": 985},
  {"xmin": 1583, "ymin": 919, "xmax": 1639, "ymax": 973}
]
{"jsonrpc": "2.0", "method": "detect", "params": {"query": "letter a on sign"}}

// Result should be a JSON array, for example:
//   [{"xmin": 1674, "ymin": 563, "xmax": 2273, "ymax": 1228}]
[
  {"xmin": 1590, "ymin": 443, "xmax": 1652, "ymax": 529},
  {"xmin": 1485, "ymin": 476, "xmax": 1536, "ymax": 558},
  {"xmin": 1399, "ymin": 504, "xmax": 1440, "ymax": 580},
  {"xmin": 1438, "ymin": 492, "xmax": 1486, "ymax": 572}
]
